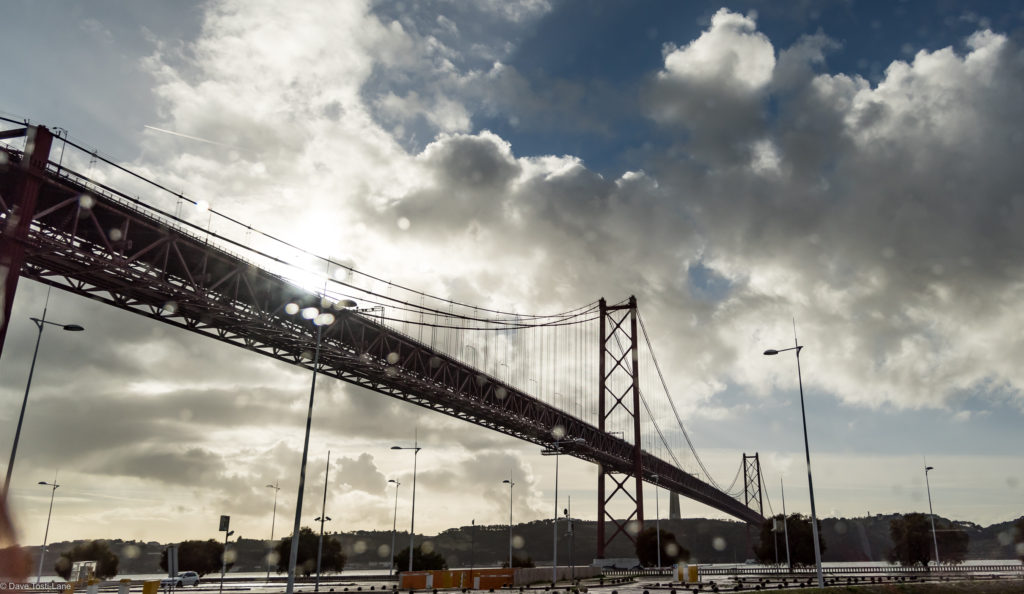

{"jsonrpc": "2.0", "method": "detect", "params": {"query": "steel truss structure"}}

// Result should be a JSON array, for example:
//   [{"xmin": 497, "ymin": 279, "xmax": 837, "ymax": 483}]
[{"xmin": 0, "ymin": 126, "xmax": 765, "ymax": 530}]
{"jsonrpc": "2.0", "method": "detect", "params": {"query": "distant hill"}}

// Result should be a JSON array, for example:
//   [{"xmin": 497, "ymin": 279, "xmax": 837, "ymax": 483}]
[{"xmin": 26, "ymin": 514, "xmax": 1023, "ymax": 576}]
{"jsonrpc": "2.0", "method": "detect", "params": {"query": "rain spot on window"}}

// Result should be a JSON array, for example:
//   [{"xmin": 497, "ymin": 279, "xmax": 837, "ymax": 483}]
[
  {"xmin": 223, "ymin": 549, "xmax": 238, "ymax": 563},
  {"xmin": 429, "ymin": 356, "xmax": 441, "ymax": 368},
  {"xmin": 109, "ymin": 228, "xmax": 123, "ymax": 241},
  {"xmin": 314, "ymin": 312, "xmax": 335, "ymax": 326},
  {"xmin": 302, "ymin": 307, "xmax": 319, "ymax": 319},
  {"xmin": 377, "ymin": 544, "xmax": 390, "ymax": 558},
  {"xmin": 495, "ymin": 387, "xmax": 507, "ymax": 400},
  {"xmin": 387, "ymin": 352, "xmax": 400, "ymax": 364},
  {"xmin": 665, "ymin": 542, "xmax": 679, "ymax": 557},
  {"xmin": 397, "ymin": 217, "xmax": 411, "ymax": 231},
  {"xmin": 162, "ymin": 301, "xmax": 178, "ymax": 315},
  {"xmin": 266, "ymin": 551, "xmax": 280, "ymax": 566},
  {"xmin": 353, "ymin": 540, "xmax": 368, "ymax": 554},
  {"xmin": 551, "ymin": 425, "xmax": 566, "ymax": 440},
  {"xmin": 79, "ymin": 194, "xmax": 95, "ymax": 210},
  {"xmin": 421, "ymin": 540, "xmax": 435, "ymax": 554},
  {"xmin": 300, "ymin": 349, "xmax": 313, "ymax": 360},
  {"xmin": 712, "ymin": 536, "xmax": 727, "ymax": 551},
  {"xmin": 626, "ymin": 520, "xmax": 640, "ymax": 536},
  {"xmin": 121, "ymin": 544, "xmax": 141, "ymax": 559},
  {"xmin": 285, "ymin": 303, "xmax": 300, "ymax": 315},
  {"xmin": 511, "ymin": 535, "xmax": 525, "ymax": 550}
]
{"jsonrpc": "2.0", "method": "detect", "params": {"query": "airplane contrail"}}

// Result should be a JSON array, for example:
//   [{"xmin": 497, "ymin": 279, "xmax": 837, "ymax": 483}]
[{"xmin": 143, "ymin": 124, "xmax": 231, "ymax": 147}]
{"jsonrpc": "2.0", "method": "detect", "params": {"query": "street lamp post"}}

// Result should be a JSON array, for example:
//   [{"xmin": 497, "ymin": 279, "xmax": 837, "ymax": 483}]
[
  {"xmin": 392, "ymin": 438, "xmax": 421, "ymax": 572},
  {"xmin": 36, "ymin": 474, "xmax": 59, "ymax": 583},
  {"xmin": 266, "ymin": 482, "xmax": 280, "ymax": 581},
  {"xmin": 764, "ymin": 336, "xmax": 823, "ymax": 588},
  {"xmin": 285, "ymin": 299, "xmax": 354, "ymax": 594},
  {"xmin": 541, "ymin": 437, "xmax": 584, "ymax": 585},
  {"xmin": 781, "ymin": 478, "xmax": 791, "ymax": 571},
  {"xmin": 564, "ymin": 497, "xmax": 575, "ymax": 582},
  {"xmin": 925, "ymin": 465, "xmax": 940, "ymax": 566},
  {"xmin": 653, "ymin": 475, "xmax": 661, "ymax": 570},
  {"xmin": 388, "ymin": 479, "xmax": 400, "ymax": 577},
  {"xmin": 4, "ymin": 290, "xmax": 83, "ymax": 499},
  {"xmin": 315, "ymin": 450, "xmax": 331, "ymax": 593},
  {"xmin": 502, "ymin": 475, "xmax": 514, "ymax": 569}
]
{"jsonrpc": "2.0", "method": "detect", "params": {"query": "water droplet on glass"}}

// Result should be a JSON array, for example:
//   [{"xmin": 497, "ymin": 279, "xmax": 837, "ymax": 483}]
[
  {"xmin": 429, "ymin": 356, "xmax": 441, "ymax": 368},
  {"xmin": 122, "ymin": 544, "xmax": 141, "ymax": 559},
  {"xmin": 387, "ymin": 352, "xmax": 400, "ymax": 364},
  {"xmin": 385, "ymin": 366, "xmax": 398, "ymax": 377},
  {"xmin": 302, "ymin": 307, "xmax": 319, "ymax": 319},
  {"xmin": 315, "ymin": 312, "xmax": 335, "ymax": 326},
  {"xmin": 223, "ymin": 550, "xmax": 238, "ymax": 563},
  {"xmin": 421, "ymin": 540, "xmax": 435, "ymax": 554},
  {"xmin": 285, "ymin": 303, "xmax": 300, "ymax": 315},
  {"xmin": 397, "ymin": 217, "xmax": 411, "ymax": 231},
  {"xmin": 109, "ymin": 228, "xmax": 123, "ymax": 241},
  {"xmin": 551, "ymin": 425, "xmax": 566, "ymax": 439},
  {"xmin": 354, "ymin": 540, "xmax": 368, "ymax": 554},
  {"xmin": 495, "ymin": 387, "xmax": 508, "ymax": 400},
  {"xmin": 626, "ymin": 520, "xmax": 641, "ymax": 536},
  {"xmin": 162, "ymin": 301, "xmax": 178, "ymax": 315},
  {"xmin": 267, "ymin": 552, "xmax": 280, "ymax": 565},
  {"xmin": 79, "ymin": 194, "xmax": 95, "ymax": 209},
  {"xmin": 377, "ymin": 544, "xmax": 390, "ymax": 558},
  {"xmin": 712, "ymin": 536, "xmax": 727, "ymax": 551},
  {"xmin": 512, "ymin": 535, "xmax": 525, "ymax": 549},
  {"xmin": 665, "ymin": 542, "xmax": 679, "ymax": 557},
  {"xmin": 301, "ymin": 349, "xmax": 313, "ymax": 360}
]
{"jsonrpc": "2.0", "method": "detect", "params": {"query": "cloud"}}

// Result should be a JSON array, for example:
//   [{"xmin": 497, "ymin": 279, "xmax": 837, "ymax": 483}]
[{"xmin": 337, "ymin": 453, "xmax": 387, "ymax": 494}]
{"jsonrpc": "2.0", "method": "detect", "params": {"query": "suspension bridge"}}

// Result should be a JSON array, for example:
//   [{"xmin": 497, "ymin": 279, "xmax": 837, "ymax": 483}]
[{"xmin": 0, "ymin": 123, "xmax": 765, "ymax": 557}]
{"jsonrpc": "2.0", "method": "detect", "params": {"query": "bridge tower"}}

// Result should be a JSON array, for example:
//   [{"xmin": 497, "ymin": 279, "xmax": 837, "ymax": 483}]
[
  {"xmin": 596, "ymin": 296, "xmax": 644, "ymax": 558},
  {"xmin": 743, "ymin": 452, "xmax": 764, "ymax": 516},
  {"xmin": 0, "ymin": 125, "xmax": 53, "ymax": 357}
]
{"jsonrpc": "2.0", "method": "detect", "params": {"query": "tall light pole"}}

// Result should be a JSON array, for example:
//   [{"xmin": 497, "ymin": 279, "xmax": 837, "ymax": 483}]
[
  {"xmin": 388, "ymin": 479, "xmax": 400, "ymax": 577},
  {"xmin": 764, "ymin": 330, "xmax": 823, "ymax": 588},
  {"xmin": 781, "ymin": 478, "xmax": 791, "ymax": 571},
  {"xmin": 653, "ymin": 475, "xmax": 661, "ymax": 569},
  {"xmin": 285, "ymin": 299, "xmax": 354, "ymax": 594},
  {"xmin": 266, "ymin": 482, "xmax": 280, "ymax": 581},
  {"xmin": 315, "ymin": 450, "xmax": 331, "ymax": 593},
  {"xmin": 392, "ymin": 437, "xmax": 421, "ymax": 572},
  {"xmin": 541, "ymin": 437, "xmax": 584, "ymax": 585},
  {"xmin": 4, "ymin": 289, "xmax": 83, "ymax": 499},
  {"xmin": 502, "ymin": 475, "xmax": 515, "ymax": 569},
  {"xmin": 36, "ymin": 474, "xmax": 59, "ymax": 582},
  {"xmin": 925, "ymin": 464, "xmax": 940, "ymax": 566},
  {"xmin": 564, "ymin": 497, "xmax": 574, "ymax": 582}
]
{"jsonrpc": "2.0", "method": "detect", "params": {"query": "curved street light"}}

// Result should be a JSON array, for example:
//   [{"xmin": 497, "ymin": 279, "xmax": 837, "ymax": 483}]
[
  {"xmin": 925, "ymin": 464, "xmax": 940, "ymax": 565},
  {"xmin": 388, "ymin": 479, "xmax": 400, "ymax": 576},
  {"xmin": 502, "ymin": 476, "xmax": 515, "ymax": 569},
  {"xmin": 541, "ymin": 436, "xmax": 585, "ymax": 585},
  {"xmin": 4, "ymin": 290, "xmax": 83, "ymax": 499},
  {"xmin": 392, "ymin": 439, "xmax": 422, "ymax": 572},
  {"xmin": 36, "ymin": 475, "xmax": 60, "ymax": 583},
  {"xmin": 764, "ymin": 334, "xmax": 823, "ymax": 589},
  {"xmin": 285, "ymin": 299, "xmax": 355, "ymax": 594},
  {"xmin": 265, "ymin": 482, "xmax": 280, "ymax": 580}
]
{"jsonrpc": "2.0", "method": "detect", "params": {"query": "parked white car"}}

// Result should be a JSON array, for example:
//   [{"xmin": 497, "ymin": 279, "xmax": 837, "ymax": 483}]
[{"xmin": 161, "ymin": 571, "xmax": 200, "ymax": 587}]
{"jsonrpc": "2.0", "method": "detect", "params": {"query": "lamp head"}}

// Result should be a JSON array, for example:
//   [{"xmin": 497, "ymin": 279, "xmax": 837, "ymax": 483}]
[
  {"xmin": 38, "ymin": 481, "xmax": 47, "ymax": 485},
  {"xmin": 63, "ymin": 324, "xmax": 85, "ymax": 332},
  {"xmin": 391, "ymin": 446, "xmax": 401, "ymax": 450},
  {"xmin": 925, "ymin": 466, "xmax": 934, "ymax": 471},
  {"xmin": 763, "ymin": 349, "xmax": 779, "ymax": 356}
]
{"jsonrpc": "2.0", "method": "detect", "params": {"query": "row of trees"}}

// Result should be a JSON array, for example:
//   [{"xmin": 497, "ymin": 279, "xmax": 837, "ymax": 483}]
[
  {"xmin": 751, "ymin": 512, "xmax": 981, "ymax": 568},
  {"xmin": 41, "ymin": 515, "xmax": 1024, "ymax": 580}
]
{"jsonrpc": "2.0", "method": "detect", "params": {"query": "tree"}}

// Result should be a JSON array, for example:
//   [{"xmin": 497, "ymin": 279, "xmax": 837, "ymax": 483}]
[
  {"xmin": 54, "ymin": 540, "xmax": 119, "ymax": 580},
  {"xmin": 393, "ymin": 545, "xmax": 447, "ymax": 571},
  {"xmin": 888, "ymin": 513, "xmax": 935, "ymax": 567},
  {"xmin": 933, "ymin": 520, "xmax": 969, "ymax": 564},
  {"xmin": 500, "ymin": 554, "xmax": 535, "ymax": 568},
  {"xmin": 635, "ymin": 526, "xmax": 688, "ymax": 567},
  {"xmin": 756, "ymin": 513, "xmax": 826, "ymax": 567},
  {"xmin": 159, "ymin": 540, "xmax": 228, "ymax": 577},
  {"xmin": 1016, "ymin": 518, "xmax": 1024, "ymax": 562},
  {"xmin": 753, "ymin": 515, "xmax": 787, "ymax": 565},
  {"xmin": 274, "ymin": 528, "xmax": 345, "ymax": 577}
]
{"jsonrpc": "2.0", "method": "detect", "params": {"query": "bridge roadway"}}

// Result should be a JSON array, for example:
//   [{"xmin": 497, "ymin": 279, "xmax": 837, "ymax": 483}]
[{"xmin": 0, "ymin": 144, "xmax": 764, "ymax": 526}]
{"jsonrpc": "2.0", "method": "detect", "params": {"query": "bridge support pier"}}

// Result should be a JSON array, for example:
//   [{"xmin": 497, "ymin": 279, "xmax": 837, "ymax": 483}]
[{"xmin": 0, "ymin": 125, "xmax": 53, "ymax": 360}]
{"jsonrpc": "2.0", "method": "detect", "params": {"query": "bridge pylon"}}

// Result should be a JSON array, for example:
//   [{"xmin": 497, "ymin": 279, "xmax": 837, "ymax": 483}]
[{"xmin": 596, "ymin": 296, "xmax": 644, "ymax": 558}]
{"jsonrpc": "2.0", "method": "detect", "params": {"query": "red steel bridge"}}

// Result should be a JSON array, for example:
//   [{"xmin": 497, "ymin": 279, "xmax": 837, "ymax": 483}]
[{"xmin": 0, "ymin": 124, "xmax": 765, "ymax": 556}]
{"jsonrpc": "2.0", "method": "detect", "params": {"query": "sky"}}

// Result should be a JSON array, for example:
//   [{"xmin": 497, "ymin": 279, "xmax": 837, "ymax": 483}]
[{"xmin": 2, "ymin": 0, "xmax": 1024, "ymax": 560}]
